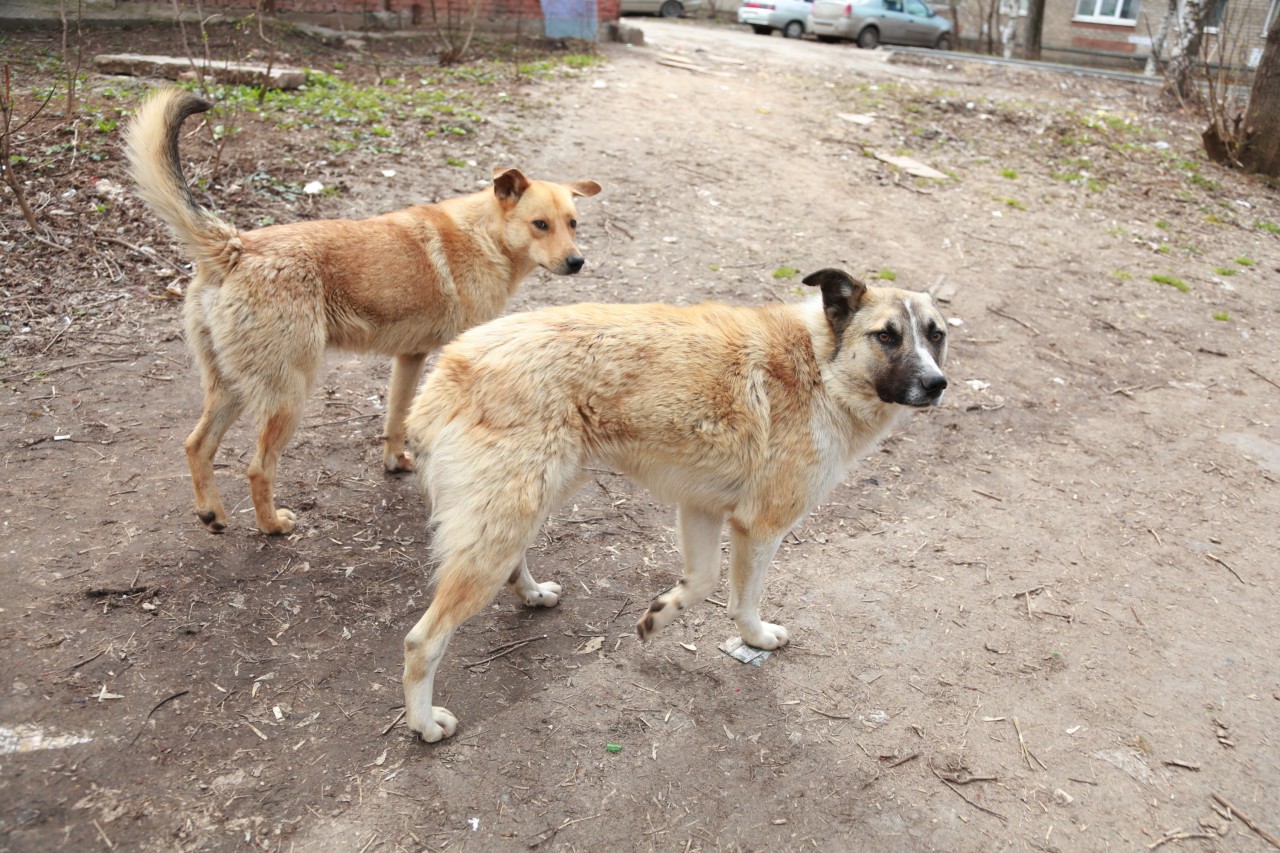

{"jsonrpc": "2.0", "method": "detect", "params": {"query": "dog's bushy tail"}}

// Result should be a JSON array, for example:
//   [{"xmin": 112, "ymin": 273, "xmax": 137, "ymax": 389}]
[{"xmin": 125, "ymin": 88, "xmax": 241, "ymax": 275}]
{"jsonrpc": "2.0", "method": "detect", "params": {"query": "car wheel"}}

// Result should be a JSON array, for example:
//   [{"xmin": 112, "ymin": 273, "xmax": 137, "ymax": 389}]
[
  {"xmin": 751, "ymin": 24, "xmax": 772, "ymax": 34},
  {"xmin": 783, "ymin": 20, "xmax": 804, "ymax": 38},
  {"xmin": 659, "ymin": 0, "xmax": 683, "ymax": 16},
  {"xmin": 857, "ymin": 26, "xmax": 879, "ymax": 49},
  {"xmin": 935, "ymin": 33, "xmax": 952, "ymax": 50}
]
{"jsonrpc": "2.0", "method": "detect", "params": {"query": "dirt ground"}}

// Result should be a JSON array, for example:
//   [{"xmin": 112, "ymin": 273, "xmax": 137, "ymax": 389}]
[{"xmin": 3, "ymin": 16, "xmax": 1280, "ymax": 853}]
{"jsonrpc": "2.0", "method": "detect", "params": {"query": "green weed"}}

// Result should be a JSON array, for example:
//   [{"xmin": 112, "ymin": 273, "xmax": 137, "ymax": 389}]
[
  {"xmin": 876, "ymin": 269, "xmax": 897, "ymax": 281},
  {"xmin": 1151, "ymin": 273, "xmax": 1189, "ymax": 293},
  {"xmin": 1236, "ymin": 257, "xmax": 1254, "ymax": 266},
  {"xmin": 772, "ymin": 266, "xmax": 800, "ymax": 280},
  {"xmin": 1212, "ymin": 311, "xmax": 1230, "ymax": 321}
]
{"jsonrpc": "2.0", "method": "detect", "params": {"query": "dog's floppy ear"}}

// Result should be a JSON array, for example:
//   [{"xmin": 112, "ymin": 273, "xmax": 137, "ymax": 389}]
[
  {"xmin": 566, "ymin": 180, "xmax": 602, "ymax": 198},
  {"xmin": 803, "ymin": 268, "xmax": 866, "ymax": 347},
  {"xmin": 492, "ymin": 168, "xmax": 530, "ymax": 201}
]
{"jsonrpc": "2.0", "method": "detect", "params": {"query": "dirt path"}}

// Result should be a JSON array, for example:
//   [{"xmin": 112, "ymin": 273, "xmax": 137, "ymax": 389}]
[{"xmin": 3, "ymin": 20, "xmax": 1279, "ymax": 853}]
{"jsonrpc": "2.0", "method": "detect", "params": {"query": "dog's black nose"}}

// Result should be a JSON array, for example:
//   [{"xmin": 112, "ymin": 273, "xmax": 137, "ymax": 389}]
[
  {"xmin": 921, "ymin": 374, "xmax": 948, "ymax": 395},
  {"xmin": 565, "ymin": 255, "xmax": 584, "ymax": 275}
]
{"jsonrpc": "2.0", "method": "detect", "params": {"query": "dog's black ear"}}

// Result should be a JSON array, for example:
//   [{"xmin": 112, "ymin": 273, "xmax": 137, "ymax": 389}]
[
  {"xmin": 492, "ymin": 168, "xmax": 530, "ymax": 201},
  {"xmin": 566, "ymin": 180, "xmax": 602, "ymax": 198},
  {"xmin": 803, "ymin": 268, "xmax": 866, "ymax": 344}
]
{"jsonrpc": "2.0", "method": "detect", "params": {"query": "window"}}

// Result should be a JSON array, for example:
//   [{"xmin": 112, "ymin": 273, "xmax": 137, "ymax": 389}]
[
  {"xmin": 1073, "ymin": 0, "xmax": 1139, "ymax": 24},
  {"xmin": 1267, "ymin": 0, "xmax": 1279, "ymax": 35}
]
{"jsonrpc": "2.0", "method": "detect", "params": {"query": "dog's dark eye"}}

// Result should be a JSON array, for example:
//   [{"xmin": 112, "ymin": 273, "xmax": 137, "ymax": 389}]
[
  {"xmin": 929, "ymin": 329, "xmax": 945, "ymax": 343},
  {"xmin": 877, "ymin": 331, "xmax": 897, "ymax": 345},
  {"xmin": 533, "ymin": 220, "xmax": 549, "ymax": 231},
  {"xmin": 569, "ymin": 219, "xmax": 577, "ymax": 230}
]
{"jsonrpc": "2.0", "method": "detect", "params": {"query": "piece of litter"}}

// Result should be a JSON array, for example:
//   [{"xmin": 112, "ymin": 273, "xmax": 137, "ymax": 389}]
[
  {"xmin": 374, "ymin": 748, "xmax": 387, "ymax": 766},
  {"xmin": 0, "ymin": 724, "xmax": 92, "ymax": 755},
  {"xmin": 381, "ymin": 169, "xmax": 396, "ymax": 177},
  {"xmin": 860, "ymin": 709, "xmax": 890, "ymax": 729},
  {"xmin": 468, "ymin": 817, "xmax": 479, "ymax": 831},
  {"xmin": 662, "ymin": 236, "xmax": 678, "ymax": 243},
  {"xmin": 272, "ymin": 705, "xmax": 284, "ymax": 721},
  {"xmin": 576, "ymin": 636, "xmax": 604, "ymax": 655},
  {"xmin": 303, "ymin": 181, "xmax": 325, "ymax": 195},
  {"xmin": 605, "ymin": 743, "xmax": 622, "ymax": 753},
  {"xmin": 947, "ymin": 317, "xmax": 964, "ymax": 327},
  {"xmin": 836, "ymin": 112, "xmax": 874, "ymax": 126},
  {"xmin": 718, "ymin": 636, "xmax": 773, "ymax": 666},
  {"xmin": 54, "ymin": 434, "xmax": 72, "ymax": 441},
  {"xmin": 679, "ymin": 642, "xmax": 697, "ymax": 652},
  {"xmin": 1065, "ymin": 725, "xmax": 1082, "ymax": 734},
  {"xmin": 592, "ymin": 79, "xmax": 608, "ymax": 88},
  {"xmin": 871, "ymin": 150, "xmax": 949, "ymax": 180},
  {"xmin": 965, "ymin": 379, "xmax": 991, "ymax": 392},
  {"xmin": 96, "ymin": 685, "xmax": 124, "ymax": 702}
]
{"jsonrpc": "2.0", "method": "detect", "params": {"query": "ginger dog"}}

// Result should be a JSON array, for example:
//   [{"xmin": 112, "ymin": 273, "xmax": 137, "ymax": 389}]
[
  {"xmin": 124, "ymin": 87, "xmax": 601, "ymax": 534},
  {"xmin": 400, "ymin": 269, "xmax": 948, "ymax": 742}
]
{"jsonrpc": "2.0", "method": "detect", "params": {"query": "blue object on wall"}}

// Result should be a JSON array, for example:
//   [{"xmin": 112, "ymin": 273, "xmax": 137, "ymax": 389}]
[{"xmin": 541, "ymin": 0, "xmax": 598, "ymax": 39}]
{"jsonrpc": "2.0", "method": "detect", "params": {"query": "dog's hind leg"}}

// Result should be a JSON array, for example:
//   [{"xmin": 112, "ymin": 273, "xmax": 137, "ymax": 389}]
[
  {"xmin": 506, "ymin": 555, "xmax": 562, "ymax": 608},
  {"xmin": 727, "ymin": 527, "xmax": 789, "ymax": 650},
  {"xmin": 402, "ymin": 566, "xmax": 496, "ymax": 742},
  {"xmin": 383, "ymin": 352, "xmax": 428, "ymax": 473},
  {"xmin": 246, "ymin": 407, "xmax": 302, "ymax": 535},
  {"xmin": 185, "ymin": 376, "xmax": 244, "ymax": 533},
  {"xmin": 637, "ymin": 505, "xmax": 724, "ymax": 641}
]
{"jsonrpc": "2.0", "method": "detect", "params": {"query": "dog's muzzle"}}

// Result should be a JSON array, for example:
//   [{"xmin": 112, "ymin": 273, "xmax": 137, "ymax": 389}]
[{"xmin": 917, "ymin": 373, "xmax": 948, "ymax": 406}]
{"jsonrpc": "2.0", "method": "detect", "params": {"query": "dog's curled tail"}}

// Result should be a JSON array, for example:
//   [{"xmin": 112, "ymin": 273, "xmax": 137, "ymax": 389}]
[{"xmin": 125, "ymin": 88, "xmax": 240, "ymax": 274}]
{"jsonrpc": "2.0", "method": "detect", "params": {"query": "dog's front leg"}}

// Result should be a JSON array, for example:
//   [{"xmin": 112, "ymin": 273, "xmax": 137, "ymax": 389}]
[
  {"xmin": 637, "ymin": 505, "xmax": 724, "ymax": 641},
  {"xmin": 727, "ymin": 530, "xmax": 789, "ymax": 650},
  {"xmin": 383, "ymin": 353, "xmax": 428, "ymax": 473}
]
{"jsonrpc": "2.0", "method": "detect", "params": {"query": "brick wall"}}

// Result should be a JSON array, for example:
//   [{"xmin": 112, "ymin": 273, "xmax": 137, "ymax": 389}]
[{"xmin": 124, "ymin": 0, "xmax": 620, "ymax": 30}]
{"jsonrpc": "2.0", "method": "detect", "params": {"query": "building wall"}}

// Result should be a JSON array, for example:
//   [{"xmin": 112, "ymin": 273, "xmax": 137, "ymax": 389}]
[
  {"xmin": 120, "ymin": 0, "xmax": 621, "ymax": 31},
  {"xmin": 950, "ymin": 0, "xmax": 1274, "ymax": 70}
]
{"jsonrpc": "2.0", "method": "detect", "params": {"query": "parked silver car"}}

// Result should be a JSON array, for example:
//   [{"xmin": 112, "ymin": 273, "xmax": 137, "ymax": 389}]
[
  {"xmin": 737, "ymin": 0, "xmax": 814, "ymax": 38},
  {"xmin": 621, "ymin": 0, "xmax": 703, "ymax": 16},
  {"xmin": 808, "ymin": 0, "xmax": 952, "ymax": 49}
]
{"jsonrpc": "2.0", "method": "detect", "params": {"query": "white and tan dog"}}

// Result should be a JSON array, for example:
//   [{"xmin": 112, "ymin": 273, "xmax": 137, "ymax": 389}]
[
  {"xmin": 124, "ymin": 88, "xmax": 600, "ymax": 535},
  {"xmin": 401, "ymin": 269, "xmax": 948, "ymax": 742}
]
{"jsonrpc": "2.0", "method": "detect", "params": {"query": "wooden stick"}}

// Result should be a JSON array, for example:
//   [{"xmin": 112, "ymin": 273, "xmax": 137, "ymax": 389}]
[
  {"xmin": 809, "ymin": 707, "xmax": 851, "ymax": 720},
  {"xmin": 463, "ymin": 635, "xmax": 546, "ymax": 668},
  {"xmin": 932, "ymin": 766, "xmax": 1007, "ymax": 822},
  {"xmin": 1206, "ymin": 553, "xmax": 1245, "ymax": 584},
  {"xmin": 987, "ymin": 305, "xmax": 1041, "ymax": 335},
  {"xmin": 380, "ymin": 709, "xmax": 406, "ymax": 737},
  {"xmin": 1212, "ymin": 792, "xmax": 1280, "ymax": 848},
  {"xmin": 1247, "ymin": 366, "xmax": 1280, "ymax": 392},
  {"xmin": 1149, "ymin": 831, "xmax": 1215, "ymax": 849},
  {"xmin": 1012, "ymin": 716, "xmax": 1046, "ymax": 770}
]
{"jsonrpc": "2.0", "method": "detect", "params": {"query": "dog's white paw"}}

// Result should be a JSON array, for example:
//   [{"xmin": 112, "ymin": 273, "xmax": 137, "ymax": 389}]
[
  {"xmin": 408, "ymin": 705, "xmax": 457, "ymax": 743},
  {"xmin": 741, "ymin": 622, "xmax": 789, "ymax": 650},
  {"xmin": 520, "ymin": 580, "xmax": 561, "ymax": 608},
  {"xmin": 262, "ymin": 508, "xmax": 296, "ymax": 536},
  {"xmin": 384, "ymin": 449, "xmax": 414, "ymax": 473}
]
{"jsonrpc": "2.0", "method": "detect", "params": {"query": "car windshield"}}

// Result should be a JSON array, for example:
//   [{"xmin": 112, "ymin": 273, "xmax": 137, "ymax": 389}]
[{"xmin": 904, "ymin": 0, "xmax": 928, "ymax": 12}]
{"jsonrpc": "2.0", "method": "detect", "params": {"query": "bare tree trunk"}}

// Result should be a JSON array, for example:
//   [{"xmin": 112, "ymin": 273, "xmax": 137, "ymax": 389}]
[
  {"xmin": 999, "ymin": 0, "xmax": 1017, "ymax": 58},
  {"xmin": 1166, "ymin": 0, "xmax": 1210, "ymax": 99},
  {"xmin": 1024, "ymin": 0, "xmax": 1045, "ymax": 60},
  {"xmin": 1239, "ymin": 5, "xmax": 1280, "ymax": 175},
  {"xmin": 1144, "ymin": 0, "xmax": 1176, "ymax": 76}
]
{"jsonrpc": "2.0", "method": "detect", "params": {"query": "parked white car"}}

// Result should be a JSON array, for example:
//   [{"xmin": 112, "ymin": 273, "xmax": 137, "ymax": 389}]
[
  {"xmin": 621, "ymin": 0, "xmax": 703, "ymax": 17},
  {"xmin": 808, "ymin": 0, "xmax": 953, "ymax": 48},
  {"xmin": 738, "ymin": 0, "xmax": 815, "ymax": 38}
]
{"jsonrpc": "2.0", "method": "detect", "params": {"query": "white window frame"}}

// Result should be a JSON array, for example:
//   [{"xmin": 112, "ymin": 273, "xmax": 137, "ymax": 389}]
[
  {"xmin": 1073, "ymin": 0, "xmax": 1139, "ymax": 26},
  {"xmin": 1266, "ymin": 0, "xmax": 1278, "ymax": 35}
]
